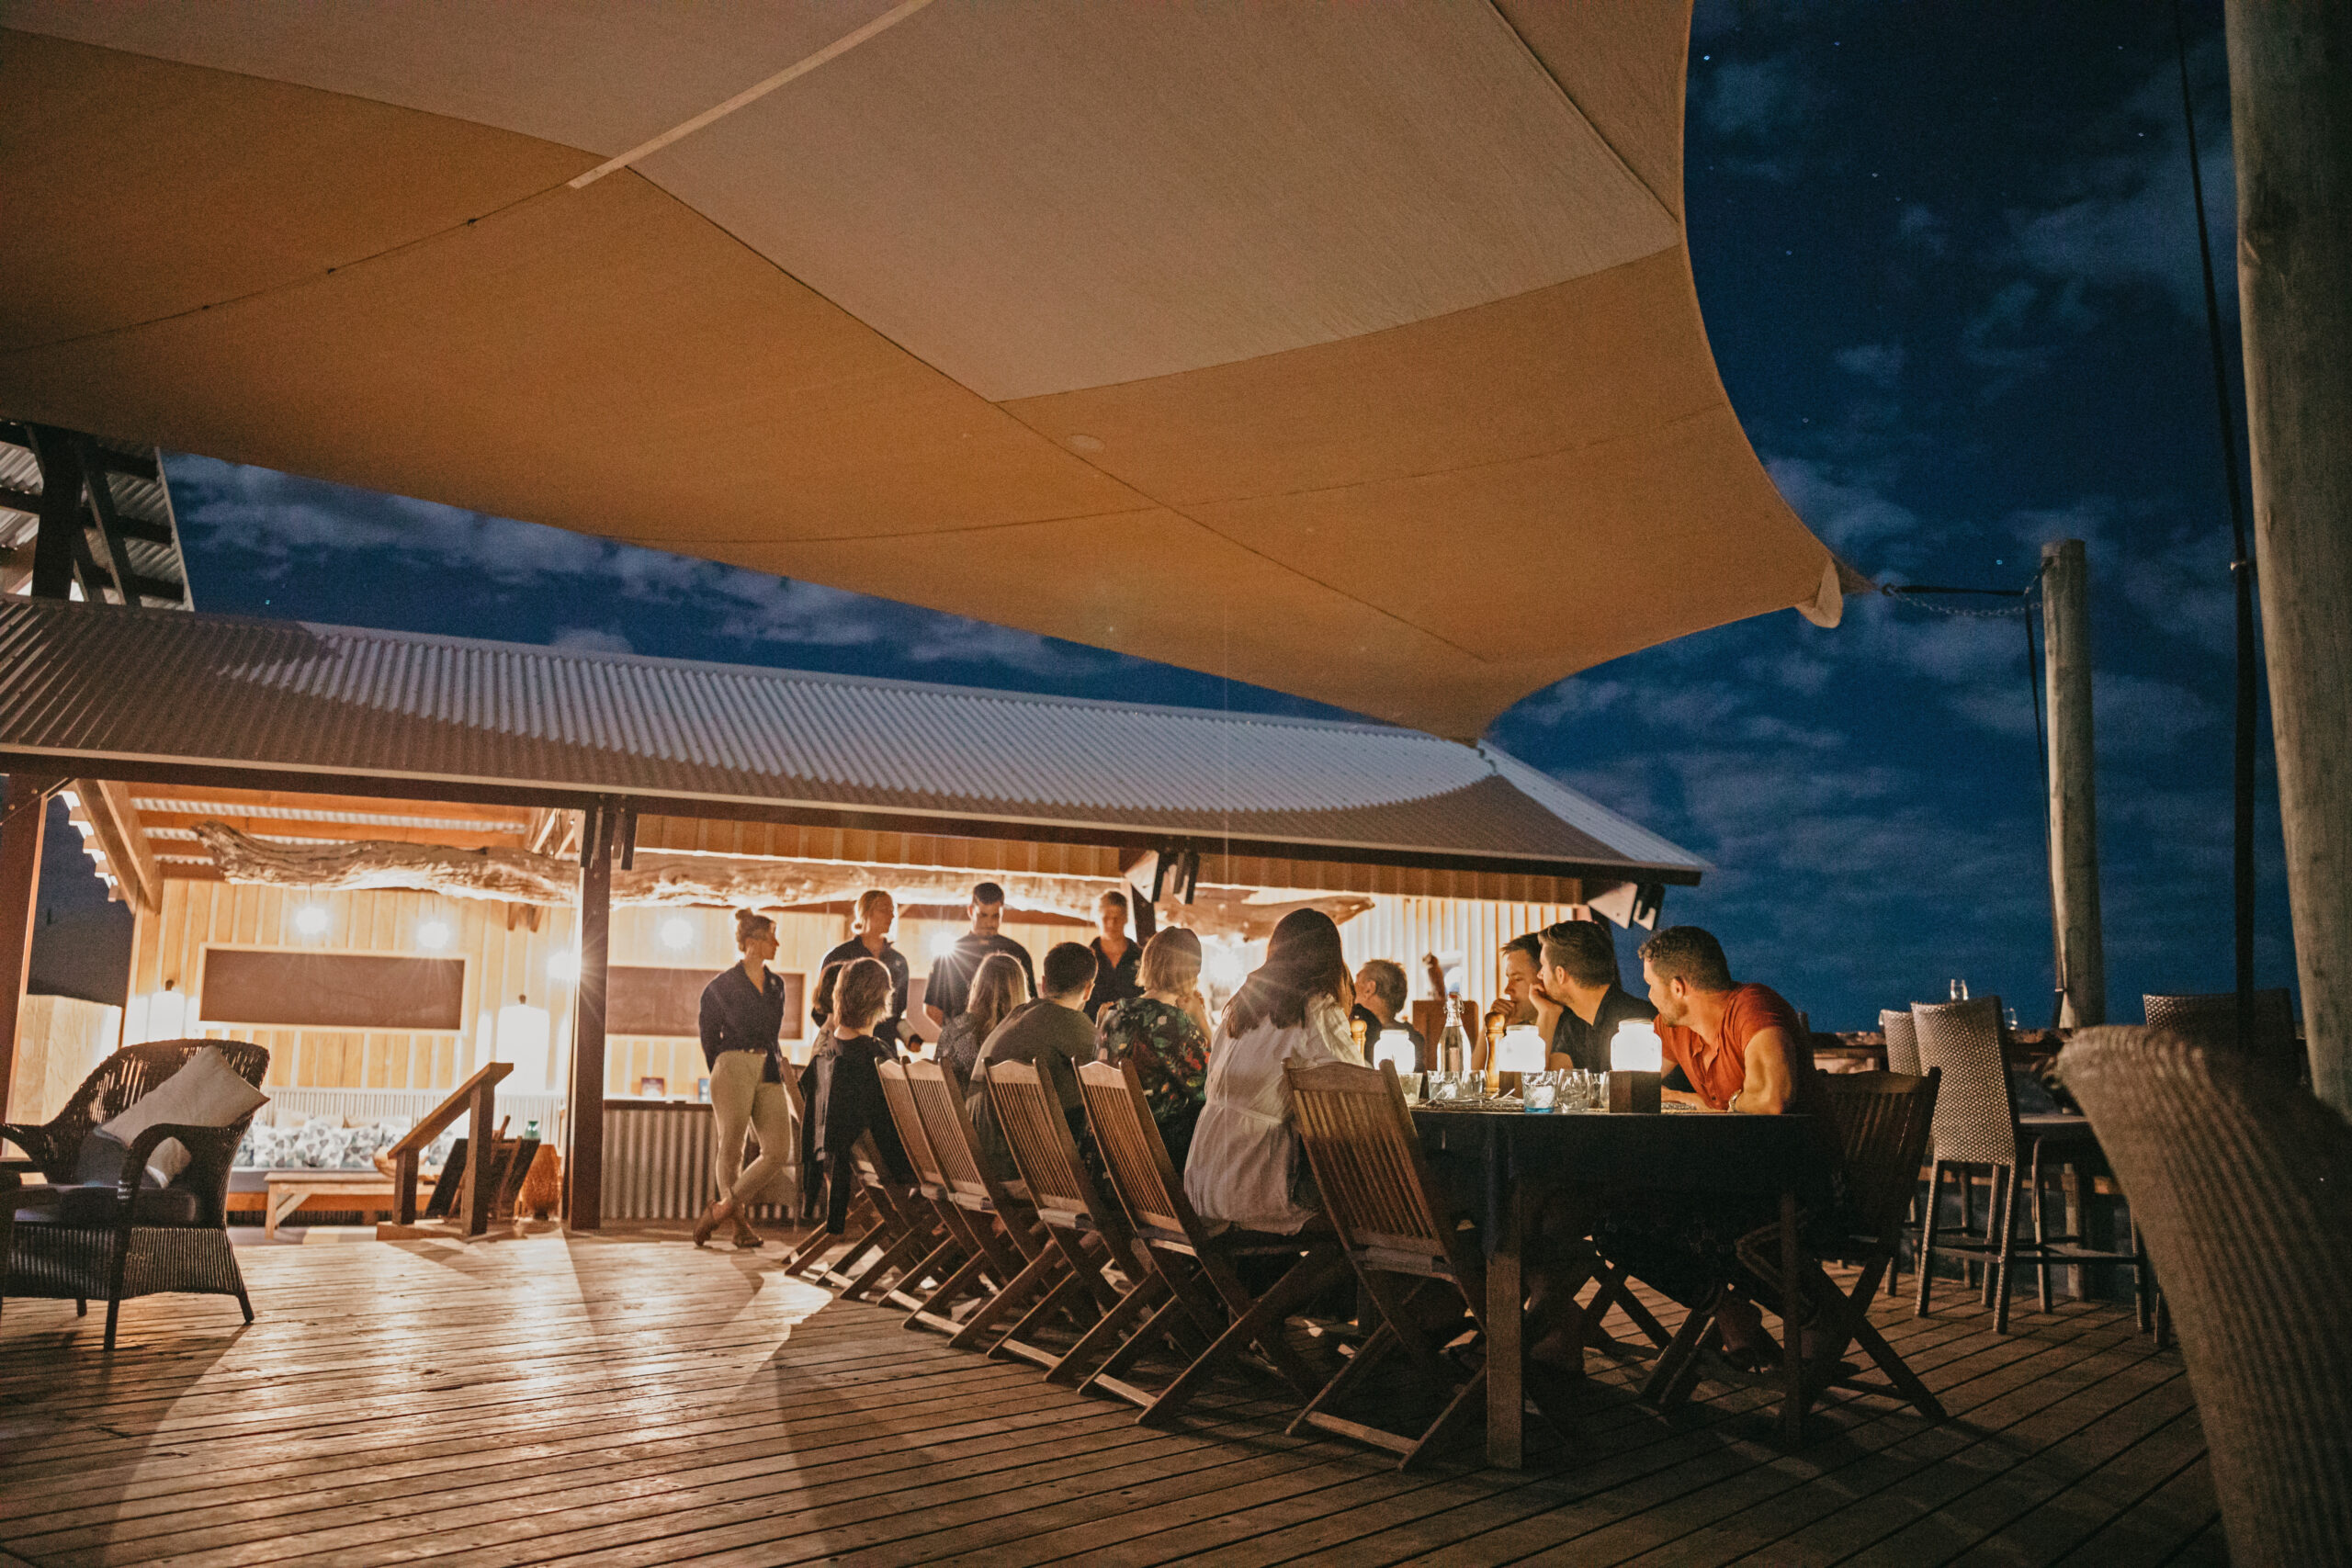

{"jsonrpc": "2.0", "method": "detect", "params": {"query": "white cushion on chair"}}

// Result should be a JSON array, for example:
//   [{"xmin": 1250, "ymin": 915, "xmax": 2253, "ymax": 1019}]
[{"xmin": 100, "ymin": 1047, "xmax": 270, "ymax": 1185}]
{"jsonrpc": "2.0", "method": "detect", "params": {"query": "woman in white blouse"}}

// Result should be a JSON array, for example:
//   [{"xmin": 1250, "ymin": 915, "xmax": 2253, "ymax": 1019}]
[{"xmin": 1183, "ymin": 908, "xmax": 1363, "ymax": 1234}]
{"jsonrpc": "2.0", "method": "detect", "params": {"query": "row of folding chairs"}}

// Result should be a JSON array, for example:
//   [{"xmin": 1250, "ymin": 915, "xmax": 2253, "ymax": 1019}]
[
  {"xmin": 776, "ymin": 1055, "xmax": 1349, "ymax": 1435},
  {"xmin": 778, "ymin": 1055, "xmax": 1950, "ymax": 1465}
]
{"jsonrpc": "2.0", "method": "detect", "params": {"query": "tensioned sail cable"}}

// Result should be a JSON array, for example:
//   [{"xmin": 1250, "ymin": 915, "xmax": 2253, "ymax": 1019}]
[{"xmin": 2172, "ymin": 0, "xmax": 2263, "ymax": 1039}]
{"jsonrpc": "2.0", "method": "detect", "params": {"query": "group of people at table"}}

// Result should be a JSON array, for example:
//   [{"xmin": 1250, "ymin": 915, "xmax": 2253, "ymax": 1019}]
[{"xmin": 695, "ymin": 880, "xmax": 1829, "ymax": 1369}]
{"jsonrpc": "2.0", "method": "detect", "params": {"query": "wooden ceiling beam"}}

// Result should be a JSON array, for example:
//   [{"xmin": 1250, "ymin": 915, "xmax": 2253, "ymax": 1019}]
[{"xmin": 68, "ymin": 778, "xmax": 162, "ymax": 914}]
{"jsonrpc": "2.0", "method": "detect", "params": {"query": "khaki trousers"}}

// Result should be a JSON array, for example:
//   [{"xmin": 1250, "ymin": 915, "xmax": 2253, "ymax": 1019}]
[{"xmin": 711, "ymin": 1049, "xmax": 795, "ymax": 1205}]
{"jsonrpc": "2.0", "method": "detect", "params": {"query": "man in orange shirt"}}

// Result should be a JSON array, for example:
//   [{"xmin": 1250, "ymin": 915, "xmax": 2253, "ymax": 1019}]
[
  {"xmin": 1644, "ymin": 926, "xmax": 1822, "ymax": 1119},
  {"xmin": 1596, "ymin": 926, "xmax": 1827, "ymax": 1367}
]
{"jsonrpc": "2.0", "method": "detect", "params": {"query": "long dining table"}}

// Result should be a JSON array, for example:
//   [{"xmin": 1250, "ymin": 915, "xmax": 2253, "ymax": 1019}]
[{"xmin": 1411, "ymin": 1102, "xmax": 1836, "ymax": 1467}]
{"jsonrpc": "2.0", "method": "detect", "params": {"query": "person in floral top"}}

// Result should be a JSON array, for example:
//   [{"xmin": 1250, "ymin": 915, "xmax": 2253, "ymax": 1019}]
[{"xmin": 1094, "ymin": 927, "xmax": 1213, "ymax": 1170}]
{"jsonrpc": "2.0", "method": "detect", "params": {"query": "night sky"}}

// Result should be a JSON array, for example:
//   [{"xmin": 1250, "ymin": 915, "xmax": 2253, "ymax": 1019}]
[{"xmin": 36, "ymin": 0, "xmax": 2290, "ymax": 1030}]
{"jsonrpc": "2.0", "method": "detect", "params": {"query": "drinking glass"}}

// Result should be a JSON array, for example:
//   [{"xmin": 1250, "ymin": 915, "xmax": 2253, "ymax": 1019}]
[
  {"xmin": 1397, "ymin": 1071, "xmax": 1425, "ymax": 1105},
  {"xmin": 1522, "ymin": 1077, "xmax": 1557, "ymax": 1113}
]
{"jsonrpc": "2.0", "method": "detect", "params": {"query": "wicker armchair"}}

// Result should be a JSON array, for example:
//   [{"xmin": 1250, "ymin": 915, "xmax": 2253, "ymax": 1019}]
[
  {"xmin": 2065, "ymin": 1026, "xmax": 2352, "ymax": 1566},
  {"xmin": 4, "ymin": 1039, "xmax": 271, "ymax": 1350}
]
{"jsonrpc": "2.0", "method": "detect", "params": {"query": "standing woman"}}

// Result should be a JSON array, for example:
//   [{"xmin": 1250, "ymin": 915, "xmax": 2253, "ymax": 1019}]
[
  {"xmin": 694, "ymin": 909, "xmax": 793, "ymax": 1248},
  {"xmin": 1183, "ymin": 908, "xmax": 1362, "ymax": 1234}
]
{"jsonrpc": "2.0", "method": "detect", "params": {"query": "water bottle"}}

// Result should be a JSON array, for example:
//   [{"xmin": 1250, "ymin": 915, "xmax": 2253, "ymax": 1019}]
[{"xmin": 1441, "ymin": 1019, "xmax": 1466, "ymax": 1077}]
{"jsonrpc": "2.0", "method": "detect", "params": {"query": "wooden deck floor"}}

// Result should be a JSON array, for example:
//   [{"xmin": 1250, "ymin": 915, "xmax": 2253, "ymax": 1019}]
[{"xmin": 0, "ymin": 1230, "xmax": 2223, "ymax": 1566}]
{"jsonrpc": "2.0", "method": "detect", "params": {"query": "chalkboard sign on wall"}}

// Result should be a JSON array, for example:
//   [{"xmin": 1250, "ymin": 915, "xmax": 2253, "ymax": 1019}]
[
  {"xmin": 199, "ymin": 948, "xmax": 468, "ymax": 1031},
  {"xmin": 609, "ymin": 966, "xmax": 807, "ymax": 1039}
]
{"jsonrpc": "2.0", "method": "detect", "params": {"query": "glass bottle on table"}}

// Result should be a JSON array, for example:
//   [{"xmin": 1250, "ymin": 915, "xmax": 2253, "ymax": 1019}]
[{"xmin": 1440, "ymin": 1017, "xmax": 1466, "ymax": 1077}]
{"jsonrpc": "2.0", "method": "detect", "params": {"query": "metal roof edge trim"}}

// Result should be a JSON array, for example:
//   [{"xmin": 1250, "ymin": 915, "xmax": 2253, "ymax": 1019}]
[
  {"xmin": 1475, "ymin": 742, "xmax": 1711, "ymax": 874},
  {"xmin": 0, "ymin": 746, "xmax": 1705, "ymax": 886}
]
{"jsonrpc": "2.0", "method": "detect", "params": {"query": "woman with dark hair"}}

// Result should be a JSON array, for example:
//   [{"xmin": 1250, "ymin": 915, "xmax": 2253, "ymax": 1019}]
[
  {"xmin": 809, "ymin": 956, "xmax": 912, "ymax": 1234},
  {"xmin": 694, "ymin": 908, "xmax": 793, "ymax": 1247},
  {"xmin": 933, "ymin": 952, "xmax": 1030, "ymax": 1086},
  {"xmin": 1182, "ymin": 908, "xmax": 1361, "ymax": 1234}
]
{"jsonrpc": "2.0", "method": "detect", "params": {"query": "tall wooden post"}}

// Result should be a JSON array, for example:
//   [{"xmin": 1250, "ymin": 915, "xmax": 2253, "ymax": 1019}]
[
  {"xmin": 565, "ymin": 803, "xmax": 615, "ymax": 1230},
  {"xmin": 2042, "ymin": 540, "xmax": 2105, "ymax": 1027},
  {"xmin": 2228, "ymin": 1, "xmax": 2352, "ymax": 1110},
  {"xmin": 0, "ymin": 777, "xmax": 50, "ymax": 1118}
]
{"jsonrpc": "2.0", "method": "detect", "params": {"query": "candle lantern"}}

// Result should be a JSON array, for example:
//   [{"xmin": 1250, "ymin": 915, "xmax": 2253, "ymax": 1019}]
[{"xmin": 1606, "ymin": 1021, "xmax": 1665, "ymax": 1113}]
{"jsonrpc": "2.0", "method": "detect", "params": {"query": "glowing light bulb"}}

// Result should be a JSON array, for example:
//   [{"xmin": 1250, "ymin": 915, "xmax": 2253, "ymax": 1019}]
[
  {"xmin": 659, "ymin": 916, "xmax": 695, "ymax": 950},
  {"xmin": 294, "ymin": 905, "xmax": 330, "ymax": 937},
  {"xmin": 548, "ymin": 951, "xmax": 579, "ymax": 982},
  {"xmin": 929, "ymin": 930, "xmax": 958, "ymax": 959},
  {"xmin": 417, "ymin": 919, "xmax": 453, "ymax": 952}
]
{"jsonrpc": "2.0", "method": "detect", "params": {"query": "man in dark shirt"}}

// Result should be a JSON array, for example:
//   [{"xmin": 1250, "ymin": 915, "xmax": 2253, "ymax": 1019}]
[
  {"xmin": 922, "ymin": 880, "xmax": 1037, "ymax": 1028},
  {"xmin": 967, "ymin": 941, "xmax": 1098, "ymax": 1179},
  {"xmin": 1538, "ymin": 919, "xmax": 1656, "ymax": 1071},
  {"xmin": 811, "ymin": 889, "xmax": 913, "ymax": 1045},
  {"xmin": 1083, "ymin": 888, "xmax": 1143, "ymax": 1020}
]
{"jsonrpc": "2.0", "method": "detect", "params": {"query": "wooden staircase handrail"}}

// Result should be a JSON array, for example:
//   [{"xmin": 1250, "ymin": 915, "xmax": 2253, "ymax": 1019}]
[
  {"xmin": 382, "ymin": 1062, "xmax": 514, "ymax": 1161},
  {"xmin": 376, "ymin": 1061, "xmax": 514, "ymax": 1235}
]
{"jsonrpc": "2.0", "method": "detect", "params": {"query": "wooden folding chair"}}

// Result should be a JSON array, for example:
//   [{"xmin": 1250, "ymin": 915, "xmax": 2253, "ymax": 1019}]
[
  {"xmin": 877, "ymin": 1060, "xmax": 1019, "ymax": 1334},
  {"xmin": 822, "ymin": 1134, "xmax": 941, "ymax": 1301},
  {"xmin": 1065, "ymin": 1061, "xmax": 1339, "ymax": 1426},
  {"xmin": 983, "ymin": 1058, "xmax": 1179, "ymax": 1382},
  {"xmin": 775, "ymin": 1066, "xmax": 880, "ymax": 1282},
  {"xmin": 1283, "ymin": 1058, "xmax": 1572, "ymax": 1470},
  {"xmin": 902, "ymin": 1060, "xmax": 1076, "ymax": 1355},
  {"xmin": 1646, "ymin": 1070, "xmax": 1948, "ymax": 1425}
]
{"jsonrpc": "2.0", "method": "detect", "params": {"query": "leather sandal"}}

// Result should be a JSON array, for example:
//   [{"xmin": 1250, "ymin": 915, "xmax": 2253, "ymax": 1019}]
[
  {"xmin": 692, "ymin": 1198, "xmax": 731, "ymax": 1247},
  {"xmin": 731, "ymin": 1218, "xmax": 764, "ymax": 1249}
]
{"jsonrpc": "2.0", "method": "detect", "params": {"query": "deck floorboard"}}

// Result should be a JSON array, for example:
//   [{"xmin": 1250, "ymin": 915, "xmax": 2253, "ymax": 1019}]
[{"xmin": 0, "ymin": 1231, "xmax": 2226, "ymax": 1566}]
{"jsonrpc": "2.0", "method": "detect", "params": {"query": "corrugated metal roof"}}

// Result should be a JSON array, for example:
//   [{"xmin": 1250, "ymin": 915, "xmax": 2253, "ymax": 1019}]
[{"xmin": 0, "ymin": 599, "xmax": 1707, "ymax": 882}]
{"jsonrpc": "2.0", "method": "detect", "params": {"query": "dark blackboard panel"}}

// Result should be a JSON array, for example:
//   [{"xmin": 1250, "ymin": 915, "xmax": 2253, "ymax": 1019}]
[
  {"xmin": 200, "ymin": 948, "xmax": 467, "ymax": 1031},
  {"xmin": 611, "ymin": 966, "xmax": 806, "ymax": 1039}
]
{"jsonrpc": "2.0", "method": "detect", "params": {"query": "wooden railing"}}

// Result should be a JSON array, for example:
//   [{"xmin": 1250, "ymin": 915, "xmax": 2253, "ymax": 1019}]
[{"xmin": 378, "ymin": 1061, "xmax": 513, "ymax": 1235}]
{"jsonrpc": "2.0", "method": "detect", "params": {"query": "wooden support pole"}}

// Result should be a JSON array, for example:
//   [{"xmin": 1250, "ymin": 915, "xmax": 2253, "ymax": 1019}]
[
  {"xmin": 0, "ymin": 776, "xmax": 50, "ymax": 1118},
  {"xmin": 24, "ymin": 427, "xmax": 82, "ymax": 602},
  {"xmin": 566, "ymin": 803, "xmax": 616, "ymax": 1230},
  {"xmin": 2227, "ymin": 1, "xmax": 2352, "ymax": 1111},
  {"xmin": 2041, "ymin": 540, "xmax": 2105, "ymax": 1027}
]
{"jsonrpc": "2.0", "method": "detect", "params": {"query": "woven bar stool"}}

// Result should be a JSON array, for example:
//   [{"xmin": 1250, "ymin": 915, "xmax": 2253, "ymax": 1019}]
[
  {"xmin": 1912, "ymin": 997, "xmax": 2151, "ymax": 1332},
  {"xmin": 2143, "ymin": 989, "xmax": 2301, "ymax": 1081},
  {"xmin": 1879, "ymin": 1009, "xmax": 1924, "ymax": 1297}
]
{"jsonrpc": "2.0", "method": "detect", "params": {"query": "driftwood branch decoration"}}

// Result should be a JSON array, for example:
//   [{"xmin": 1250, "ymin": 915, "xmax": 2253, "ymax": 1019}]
[{"xmin": 189, "ymin": 820, "xmax": 1371, "ymax": 939}]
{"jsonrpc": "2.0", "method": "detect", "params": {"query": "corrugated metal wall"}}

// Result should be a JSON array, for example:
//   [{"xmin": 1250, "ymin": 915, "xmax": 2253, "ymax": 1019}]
[
  {"xmin": 1339, "ymin": 896, "xmax": 1589, "ymax": 1008},
  {"xmin": 603, "ymin": 1102, "xmax": 794, "ymax": 1221}
]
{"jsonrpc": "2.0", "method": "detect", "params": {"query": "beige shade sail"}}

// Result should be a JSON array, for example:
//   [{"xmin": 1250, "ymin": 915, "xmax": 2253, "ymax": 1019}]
[{"xmin": 0, "ymin": 1, "xmax": 1838, "ymax": 738}]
